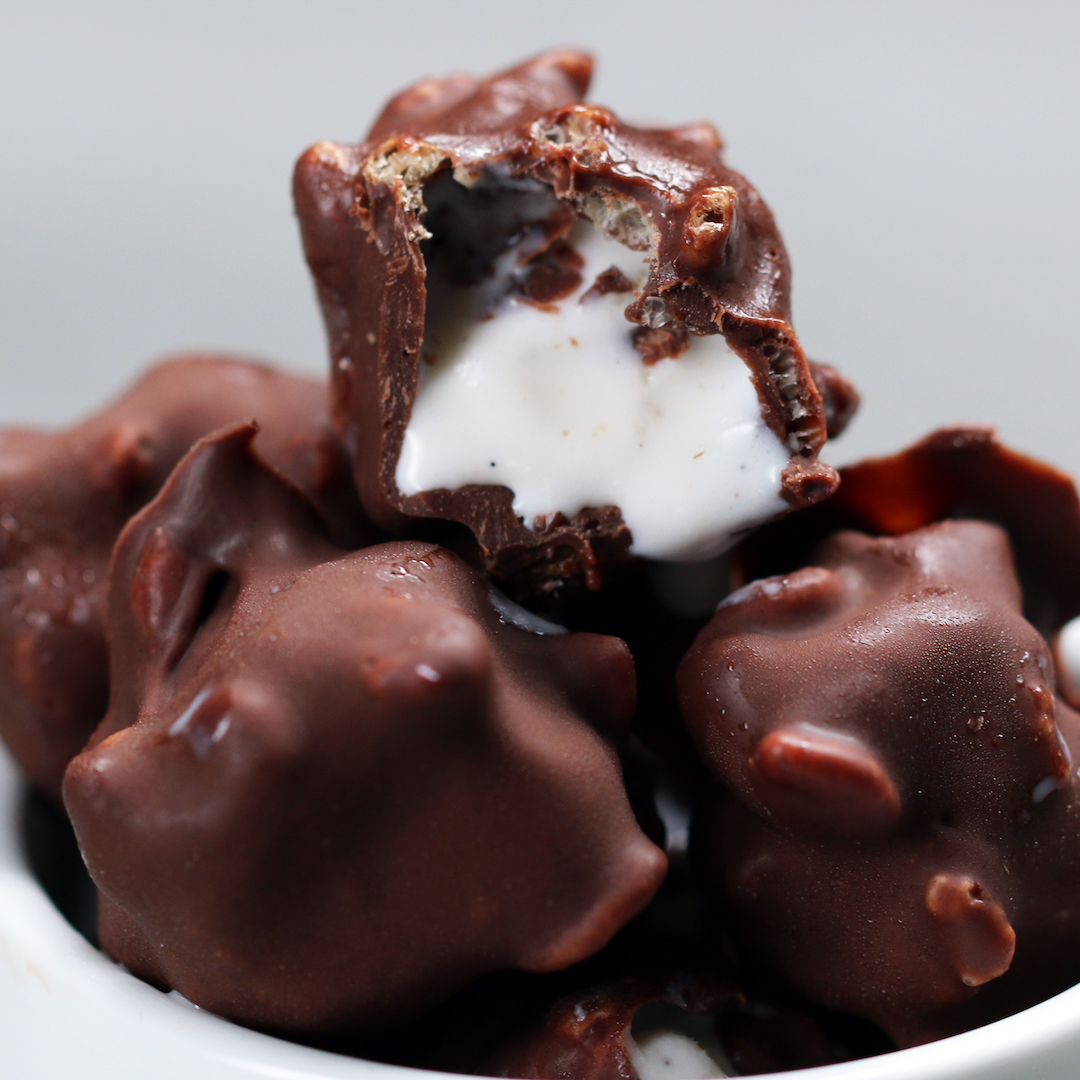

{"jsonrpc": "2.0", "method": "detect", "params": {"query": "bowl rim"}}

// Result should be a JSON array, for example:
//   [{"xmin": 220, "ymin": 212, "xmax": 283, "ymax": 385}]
[{"xmin": 2, "ymin": 742, "xmax": 1078, "ymax": 1080}]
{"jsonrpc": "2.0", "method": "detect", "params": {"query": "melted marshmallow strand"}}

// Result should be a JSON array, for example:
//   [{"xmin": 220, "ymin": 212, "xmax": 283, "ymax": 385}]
[{"xmin": 396, "ymin": 219, "xmax": 790, "ymax": 561}]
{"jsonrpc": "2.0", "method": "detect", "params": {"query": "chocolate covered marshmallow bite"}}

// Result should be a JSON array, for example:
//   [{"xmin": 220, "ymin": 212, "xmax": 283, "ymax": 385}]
[
  {"xmin": 63, "ymin": 425, "xmax": 666, "ymax": 1036},
  {"xmin": 0, "ymin": 354, "xmax": 367, "ymax": 797},
  {"xmin": 680, "ymin": 515, "xmax": 1080, "ymax": 1047},
  {"xmin": 295, "ymin": 51, "xmax": 851, "ymax": 600}
]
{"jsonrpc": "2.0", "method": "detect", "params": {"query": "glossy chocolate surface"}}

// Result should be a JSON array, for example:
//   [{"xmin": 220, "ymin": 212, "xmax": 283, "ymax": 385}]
[
  {"xmin": 63, "ymin": 425, "xmax": 666, "ymax": 1035},
  {"xmin": 681, "ymin": 518, "xmax": 1080, "ymax": 1046},
  {"xmin": 294, "ymin": 51, "xmax": 843, "ymax": 600},
  {"xmin": 0, "ymin": 354, "xmax": 365, "ymax": 797}
]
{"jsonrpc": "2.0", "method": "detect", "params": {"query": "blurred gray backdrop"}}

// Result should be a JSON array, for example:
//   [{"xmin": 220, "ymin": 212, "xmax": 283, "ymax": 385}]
[{"xmin": 2, "ymin": 0, "xmax": 1078, "ymax": 475}]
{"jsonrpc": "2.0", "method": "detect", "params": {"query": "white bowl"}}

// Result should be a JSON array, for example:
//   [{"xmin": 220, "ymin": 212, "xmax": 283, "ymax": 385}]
[{"xmin": 2, "ymin": 740, "xmax": 1078, "ymax": 1080}]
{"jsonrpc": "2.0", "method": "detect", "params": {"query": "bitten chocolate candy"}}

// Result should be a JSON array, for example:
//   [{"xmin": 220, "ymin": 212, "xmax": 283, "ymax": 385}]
[
  {"xmin": 63, "ymin": 425, "xmax": 666, "ymax": 1036},
  {"xmin": 0, "ymin": 354, "xmax": 366, "ymax": 797},
  {"xmin": 680, "ymin": 519, "xmax": 1080, "ymax": 1046},
  {"xmin": 295, "ymin": 51, "xmax": 848, "ymax": 600}
]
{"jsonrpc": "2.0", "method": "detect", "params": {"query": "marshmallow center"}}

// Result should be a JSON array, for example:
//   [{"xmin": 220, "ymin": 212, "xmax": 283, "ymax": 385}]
[
  {"xmin": 627, "ymin": 1002, "xmax": 732, "ymax": 1080},
  {"xmin": 627, "ymin": 1029, "xmax": 731, "ymax": 1080},
  {"xmin": 396, "ymin": 212, "xmax": 789, "ymax": 561}
]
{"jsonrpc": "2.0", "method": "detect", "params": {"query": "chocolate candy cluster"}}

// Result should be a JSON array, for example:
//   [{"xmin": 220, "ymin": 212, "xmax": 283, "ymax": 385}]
[
  {"xmin": 680, "ymin": 429, "xmax": 1080, "ymax": 1051},
  {"xmin": 67, "ymin": 425, "xmax": 665, "ymax": 1035},
  {"xmin": 0, "ymin": 354, "xmax": 363, "ymax": 798},
  {"xmin": 4, "ymin": 49, "xmax": 1080, "ymax": 1080}
]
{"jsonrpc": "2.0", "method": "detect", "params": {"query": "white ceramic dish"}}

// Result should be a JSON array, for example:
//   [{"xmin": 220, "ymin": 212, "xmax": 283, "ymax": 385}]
[{"xmin": 1, "ymin": 742, "xmax": 1079, "ymax": 1078}]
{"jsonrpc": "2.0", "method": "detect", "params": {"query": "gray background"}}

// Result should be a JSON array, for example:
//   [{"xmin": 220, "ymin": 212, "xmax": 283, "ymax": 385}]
[{"xmin": 2, "ymin": 0, "xmax": 1078, "ymax": 475}]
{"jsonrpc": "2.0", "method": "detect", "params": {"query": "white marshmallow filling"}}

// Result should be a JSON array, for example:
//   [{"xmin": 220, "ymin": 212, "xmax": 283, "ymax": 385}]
[
  {"xmin": 627, "ymin": 1002, "xmax": 733, "ymax": 1080},
  {"xmin": 395, "ymin": 174, "xmax": 790, "ymax": 562}
]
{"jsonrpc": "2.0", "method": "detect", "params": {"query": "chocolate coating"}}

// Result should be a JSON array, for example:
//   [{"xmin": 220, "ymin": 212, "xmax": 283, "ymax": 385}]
[
  {"xmin": 681, "ymin": 519, "xmax": 1080, "ymax": 1046},
  {"xmin": 63, "ymin": 425, "xmax": 666, "ymax": 1036},
  {"xmin": 0, "ymin": 354, "xmax": 367, "ymax": 797},
  {"xmin": 807, "ymin": 360, "xmax": 860, "ymax": 441},
  {"xmin": 294, "ymin": 51, "xmax": 842, "ymax": 599}
]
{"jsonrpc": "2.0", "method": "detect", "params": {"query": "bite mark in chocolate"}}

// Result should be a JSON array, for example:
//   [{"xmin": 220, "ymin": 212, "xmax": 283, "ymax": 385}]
[{"xmin": 398, "ymin": 219, "xmax": 791, "ymax": 569}]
